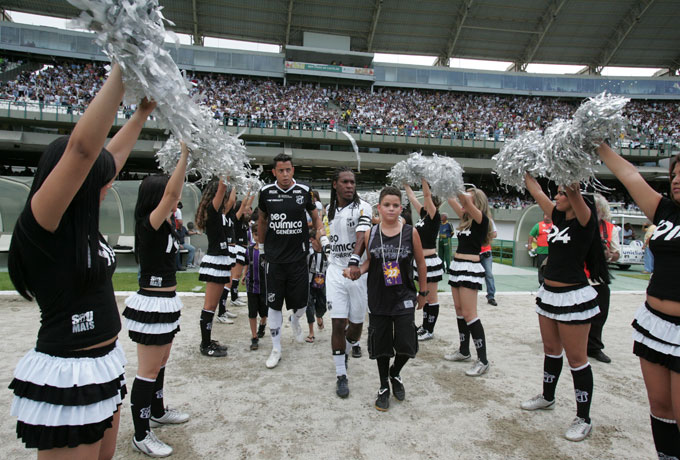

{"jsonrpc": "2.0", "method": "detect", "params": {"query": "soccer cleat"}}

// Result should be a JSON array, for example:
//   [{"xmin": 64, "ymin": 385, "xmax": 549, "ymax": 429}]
[
  {"xmin": 520, "ymin": 394, "xmax": 555, "ymax": 411},
  {"xmin": 418, "ymin": 331, "xmax": 434, "ymax": 341},
  {"xmin": 565, "ymin": 417, "xmax": 592, "ymax": 442},
  {"xmin": 289, "ymin": 315, "xmax": 304, "ymax": 343},
  {"xmin": 231, "ymin": 298, "xmax": 246, "ymax": 307},
  {"xmin": 223, "ymin": 309, "xmax": 237, "ymax": 318},
  {"xmin": 336, "ymin": 375, "xmax": 349, "ymax": 398},
  {"xmin": 150, "ymin": 407, "xmax": 190, "ymax": 427},
  {"xmin": 215, "ymin": 313, "xmax": 234, "ymax": 324},
  {"xmin": 465, "ymin": 360, "xmax": 490, "ymax": 377},
  {"xmin": 352, "ymin": 344, "xmax": 362, "ymax": 358},
  {"xmin": 257, "ymin": 323, "xmax": 266, "ymax": 338},
  {"xmin": 266, "ymin": 349, "xmax": 281, "ymax": 368},
  {"xmin": 375, "ymin": 387, "xmax": 390, "ymax": 411},
  {"xmin": 390, "ymin": 374, "xmax": 405, "ymax": 401},
  {"xmin": 132, "ymin": 430, "xmax": 173, "ymax": 457},
  {"xmin": 200, "ymin": 341, "xmax": 228, "ymax": 357},
  {"xmin": 444, "ymin": 350, "xmax": 471, "ymax": 362},
  {"xmin": 250, "ymin": 338, "xmax": 259, "ymax": 350}
]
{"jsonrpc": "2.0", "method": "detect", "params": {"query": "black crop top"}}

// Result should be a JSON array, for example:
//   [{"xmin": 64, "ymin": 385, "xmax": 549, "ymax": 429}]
[
  {"xmin": 234, "ymin": 217, "xmax": 248, "ymax": 246},
  {"xmin": 414, "ymin": 208, "xmax": 441, "ymax": 250},
  {"xmin": 13, "ymin": 207, "xmax": 120, "ymax": 354},
  {"xmin": 205, "ymin": 204, "xmax": 229, "ymax": 256},
  {"xmin": 647, "ymin": 197, "xmax": 680, "ymax": 302},
  {"xmin": 543, "ymin": 207, "xmax": 596, "ymax": 285},
  {"xmin": 456, "ymin": 214, "xmax": 489, "ymax": 255},
  {"xmin": 138, "ymin": 216, "xmax": 178, "ymax": 288}
]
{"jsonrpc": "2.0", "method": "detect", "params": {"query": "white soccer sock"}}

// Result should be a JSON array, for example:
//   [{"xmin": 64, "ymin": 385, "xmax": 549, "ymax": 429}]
[
  {"xmin": 268, "ymin": 308, "xmax": 283, "ymax": 352},
  {"xmin": 345, "ymin": 338, "xmax": 354, "ymax": 355},
  {"xmin": 333, "ymin": 353, "xmax": 347, "ymax": 376},
  {"xmin": 293, "ymin": 307, "xmax": 306, "ymax": 321}
]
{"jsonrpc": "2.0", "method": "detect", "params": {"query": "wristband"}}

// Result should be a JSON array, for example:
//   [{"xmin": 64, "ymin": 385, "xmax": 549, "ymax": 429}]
[
  {"xmin": 418, "ymin": 290, "xmax": 430, "ymax": 297},
  {"xmin": 320, "ymin": 235, "xmax": 330, "ymax": 247},
  {"xmin": 348, "ymin": 254, "xmax": 361, "ymax": 267}
]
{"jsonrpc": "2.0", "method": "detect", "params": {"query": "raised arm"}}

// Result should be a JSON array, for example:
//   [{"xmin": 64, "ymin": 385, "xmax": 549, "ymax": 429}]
[
  {"xmin": 224, "ymin": 184, "xmax": 236, "ymax": 214},
  {"xmin": 524, "ymin": 173, "xmax": 555, "ymax": 217},
  {"xmin": 236, "ymin": 192, "xmax": 255, "ymax": 219},
  {"xmin": 421, "ymin": 178, "xmax": 437, "ymax": 219},
  {"xmin": 597, "ymin": 143, "xmax": 661, "ymax": 221},
  {"xmin": 212, "ymin": 180, "xmax": 227, "ymax": 213},
  {"xmin": 105, "ymin": 97, "xmax": 157, "ymax": 174},
  {"xmin": 32, "ymin": 64, "xmax": 125, "ymax": 232},
  {"xmin": 149, "ymin": 141, "xmax": 189, "ymax": 230},
  {"xmin": 458, "ymin": 192, "xmax": 483, "ymax": 224},
  {"xmin": 564, "ymin": 184, "xmax": 591, "ymax": 227},
  {"xmin": 403, "ymin": 183, "xmax": 423, "ymax": 215},
  {"xmin": 447, "ymin": 196, "xmax": 465, "ymax": 219}
]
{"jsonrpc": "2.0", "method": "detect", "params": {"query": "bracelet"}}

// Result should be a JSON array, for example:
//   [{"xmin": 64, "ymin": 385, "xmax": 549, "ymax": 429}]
[{"xmin": 348, "ymin": 254, "xmax": 361, "ymax": 266}]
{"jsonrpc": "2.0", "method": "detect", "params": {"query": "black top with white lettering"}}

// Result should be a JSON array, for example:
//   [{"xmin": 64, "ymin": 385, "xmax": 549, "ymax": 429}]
[
  {"xmin": 415, "ymin": 208, "xmax": 441, "ymax": 250},
  {"xmin": 205, "ymin": 204, "xmax": 229, "ymax": 256},
  {"xmin": 648, "ymin": 197, "xmax": 680, "ymax": 302},
  {"xmin": 225, "ymin": 208, "xmax": 236, "ymax": 244},
  {"xmin": 544, "ymin": 207, "xmax": 596, "ymax": 285},
  {"xmin": 233, "ymin": 215, "xmax": 249, "ymax": 246},
  {"xmin": 456, "ymin": 214, "xmax": 489, "ymax": 255},
  {"xmin": 138, "ymin": 216, "xmax": 178, "ymax": 288},
  {"xmin": 258, "ymin": 181, "xmax": 315, "ymax": 263},
  {"xmin": 367, "ymin": 224, "xmax": 417, "ymax": 316},
  {"xmin": 13, "ymin": 207, "xmax": 120, "ymax": 353}
]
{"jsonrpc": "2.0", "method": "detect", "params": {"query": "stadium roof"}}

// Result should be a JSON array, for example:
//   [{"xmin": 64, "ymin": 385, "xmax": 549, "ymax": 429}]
[{"xmin": 4, "ymin": 0, "xmax": 680, "ymax": 71}]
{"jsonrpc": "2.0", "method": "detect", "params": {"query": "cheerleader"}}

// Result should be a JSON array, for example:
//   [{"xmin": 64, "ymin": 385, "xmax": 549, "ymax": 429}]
[
  {"xmin": 444, "ymin": 189, "xmax": 493, "ymax": 377},
  {"xmin": 122, "ymin": 142, "xmax": 190, "ymax": 457},
  {"xmin": 521, "ymin": 174, "xmax": 608, "ymax": 442},
  {"xmin": 598, "ymin": 143, "xmax": 680, "ymax": 458},
  {"xmin": 404, "ymin": 178, "xmax": 444, "ymax": 341},
  {"xmin": 8, "ymin": 64, "xmax": 154, "ymax": 458},
  {"xmin": 194, "ymin": 179, "xmax": 233, "ymax": 357}
]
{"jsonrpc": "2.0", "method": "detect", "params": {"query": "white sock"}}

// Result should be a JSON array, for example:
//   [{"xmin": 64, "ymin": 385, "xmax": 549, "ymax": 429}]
[
  {"xmin": 268, "ymin": 308, "xmax": 283, "ymax": 352},
  {"xmin": 293, "ymin": 307, "xmax": 306, "ymax": 321},
  {"xmin": 333, "ymin": 353, "xmax": 347, "ymax": 376},
  {"xmin": 345, "ymin": 338, "xmax": 355, "ymax": 355}
]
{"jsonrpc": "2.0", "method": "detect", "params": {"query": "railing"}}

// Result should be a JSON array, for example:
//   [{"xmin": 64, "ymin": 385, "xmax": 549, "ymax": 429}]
[{"xmin": 1, "ymin": 100, "xmax": 678, "ymax": 156}]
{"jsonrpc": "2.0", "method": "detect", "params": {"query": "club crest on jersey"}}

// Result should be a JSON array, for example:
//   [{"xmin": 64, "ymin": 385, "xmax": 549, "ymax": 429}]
[
  {"xmin": 296, "ymin": 195, "xmax": 304, "ymax": 205},
  {"xmin": 268, "ymin": 293, "xmax": 276, "ymax": 303}
]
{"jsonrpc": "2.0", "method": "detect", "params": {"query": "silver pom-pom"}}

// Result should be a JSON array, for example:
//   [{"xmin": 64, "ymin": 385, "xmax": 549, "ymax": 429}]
[
  {"xmin": 388, "ymin": 152, "xmax": 464, "ymax": 198},
  {"xmin": 360, "ymin": 191, "xmax": 381, "ymax": 208},
  {"xmin": 492, "ymin": 131, "xmax": 547, "ymax": 191},
  {"xmin": 573, "ymin": 92, "xmax": 629, "ymax": 149},
  {"xmin": 68, "ymin": 0, "xmax": 255, "ymax": 184}
]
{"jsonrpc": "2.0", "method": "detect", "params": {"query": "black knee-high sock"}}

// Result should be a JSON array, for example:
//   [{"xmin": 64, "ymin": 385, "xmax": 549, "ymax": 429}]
[
  {"xmin": 571, "ymin": 363, "xmax": 594, "ymax": 423},
  {"xmin": 217, "ymin": 287, "xmax": 229, "ymax": 315},
  {"xmin": 230, "ymin": 279, "xmax": 239, "ymax": 301},
  {"xmin": 426, "ymin": 303, "xmax": 440, "ymax": 333},
  {"xmin": 468, "ymin": 318, "xmax": 488, "ymax": 364},
  {"xmin": 377, "ymin": 356, "xmax": 390, "ymax": 389},
  {"xmin": 391, "ymin": 354, "xmax": 410, "ymax": 377},
  {"xmin": 131, "ymin": 376, "xmax": 155, "ymax": 442},
  {"xmin": 151, "ymin": 366, "xmax": 166, "ymax": 418},
  {"xmin": 650, "ymin": 414, "xmax": 680, "ymax": 459},
  {"xmin": 200, "ymin": 309, "xmax": 214, "ymax": 347},
  {"xmin": 421, "ymin": 303, "xmax": 429, "ymax": 328},
  {"xmin": 542, "ymin": 353, "xmax": 563, "ymax": 402},
  {"xmin": 457, "ymin": 316, "xmax": 470, "ymax": 355}
]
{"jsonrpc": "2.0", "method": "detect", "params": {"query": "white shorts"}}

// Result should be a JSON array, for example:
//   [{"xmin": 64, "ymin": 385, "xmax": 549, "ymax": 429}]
[{"xmin": 326, "ymin": 263, "xmax": 368, "ymax": 324}]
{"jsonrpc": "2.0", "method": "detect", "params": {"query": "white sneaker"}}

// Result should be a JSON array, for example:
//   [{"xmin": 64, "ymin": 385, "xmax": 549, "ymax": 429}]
[
  {"xmin": 216, "ymin": 313, "xmax": 234, "ymax": 324},
  {"xmin": 418, "ymin": 331, "xmax": 434, "ymax": 341},
  {"xmin": 565, "ymin": 417, "xmax": 592, "ymax": 442},
  {"xmin": 465, "ymin": 360, "xmax": 490, "ymax": 377},
  {"xmin": 444, "ymin": 350, "xmax": 471, "ymax": 362},
  {"xmin": 224, "ymin": 309, "xmax": 237, "ymax": 318},
  {"xmin": 132, "ymin": 430, "xmax": 173, "ymax": 457},
  {"xmin": 289, "ymin": 315, "xmax": 304, "ymax": 343},
  {"xmin": 231, "ymin": 298, "xmax": 246, "ymax": 307},
  {"xmin": 520, "ymin": 394, "xmax": 555, "ymax": 411},
  {"xmin": 149, "ymin": 407, "xmax": 190, "ymax": 427},
  {"xmin": 266, "ymin": 348, "xmax": 281, "ymax": 369}
]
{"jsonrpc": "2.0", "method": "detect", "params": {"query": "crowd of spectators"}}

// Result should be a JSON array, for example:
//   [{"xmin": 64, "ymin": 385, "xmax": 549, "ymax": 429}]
[{"xmin": 1, "ymin": 60, "xmax": 679, "ymax": 146}]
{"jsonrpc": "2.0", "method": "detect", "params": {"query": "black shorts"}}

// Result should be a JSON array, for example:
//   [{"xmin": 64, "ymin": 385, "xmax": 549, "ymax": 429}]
[
  {"xmin": 264, "ymin": 260, "xmax": 309, "ymax": 311},
  {"xmin": 247, "ymin": 292, "xmax": 268, "ymax": 319},
  {"xmin": 367, "ymin": 311, "xmax": 418, "ymax": 359}
]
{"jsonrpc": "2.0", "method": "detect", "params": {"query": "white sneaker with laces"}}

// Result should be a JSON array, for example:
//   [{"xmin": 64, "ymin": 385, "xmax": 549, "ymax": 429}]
[
  {"xmin": 465, "ymin": 360, "xmax": 490, "ymax": 377},
  {"xmin": 444, "ymin": 350, "xmax": 471, "ymax": 362},
  {"xmin": 565, "ymin": 417, "xmax": 592, "ymax": 442},
  {"xmin": 289, "ymin": 315, "xmax": 304, "ymax": 343},
  {"xmin": 266, "ymin": 348, "xmax": 281, "ymax": 369},
  {"xmin": 150, "ymin": 407, "xmax": 190, "ymax": 427},
  {"xmin": 520, "ymin": 394, "xmax": 555, "ymax": 411},
  {"xmin": 224, "ymin": 309, "xmax": 237, "ymax": 318},
  {"xmin": 216, "ymin": 313, "xmax": 234, "ymax": 324},
  {"xmin": 418, "ymin": 331, "xmax": 434, "ymax": 341},
  {"xmin": 231, "ymin": 298, "xmax": 246, "ymax": 307},
  {"xmin": 132, "ymin": 430, "xmax": 173, "ymax": 457}
]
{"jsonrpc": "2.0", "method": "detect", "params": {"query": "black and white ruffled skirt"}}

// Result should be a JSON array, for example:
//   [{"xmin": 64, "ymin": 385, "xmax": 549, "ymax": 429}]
[
  {"xmin": 123, "ymin": 289, "xmax": 182, "ymax": 345},
  {"xmin": 413, "ymin": 254, "xmax": 444, "ymax": 284},
  {"xmin": 448, "ymin": 257, "xmax": 484, "ymax": 290},
  {"xmin": 233, "ymin": 244, "xmax": 247, "ymax": 265},
  {"xmin": 535, "ymin": 283, "xmax": 600, "ymax": 323},
  {"xmin": 198, "ymin": 254, "xmax": 232, "ymax": 283},
  {"xmin": 632, "ymin": 302, "xmax": 680, "ymax": 372},
  {"xmin": 9, "ymin": 341, "xmax": 126, "ymax": 450}
]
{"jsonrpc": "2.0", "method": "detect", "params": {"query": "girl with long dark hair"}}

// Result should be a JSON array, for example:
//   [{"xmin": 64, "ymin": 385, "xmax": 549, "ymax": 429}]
[{"xmin": 8, "ymin": 64, "xmax": 155, "ymax": 459}]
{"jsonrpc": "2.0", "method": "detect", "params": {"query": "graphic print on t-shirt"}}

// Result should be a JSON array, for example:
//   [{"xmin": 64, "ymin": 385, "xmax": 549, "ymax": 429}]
[{"xmin": 547, "ymin": 225, "xmax": 572, "ymax": 244}]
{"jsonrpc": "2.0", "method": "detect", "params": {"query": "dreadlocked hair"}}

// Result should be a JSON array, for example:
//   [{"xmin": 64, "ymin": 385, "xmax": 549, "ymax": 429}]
[
  {"xmin": 195, "ymin": 179, "xmax": 221, "ymax": 231},
  {"xmin": 328, "ymin": 166, "xmax": 360, "ymax": 222}
]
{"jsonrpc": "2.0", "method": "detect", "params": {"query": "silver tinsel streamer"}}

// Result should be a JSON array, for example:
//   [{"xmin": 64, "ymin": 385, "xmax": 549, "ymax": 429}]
[
  {"xmin": 68, "ymin": 0, "xmax": 254, "ymax": 184},
  {"xmin": 388, "ymin": 152, "xmax": 465, "ymax": 198},
  {"xmin": 493, "ymin": 92, "xmax": 629, "ymax": 188},
  {"xmin": 340, "ymin": 131, "xmax": 361, "ymax": 172}
]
